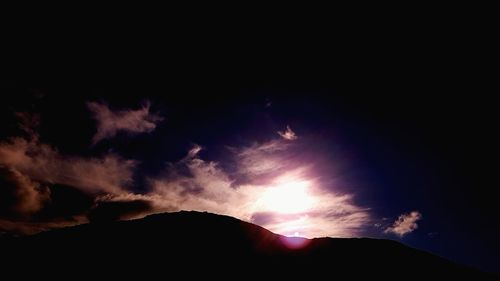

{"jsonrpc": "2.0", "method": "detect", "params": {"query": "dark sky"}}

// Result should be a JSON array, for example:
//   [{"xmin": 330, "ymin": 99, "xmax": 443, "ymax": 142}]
[{"xmin": 1, "ymin": 20, "xmax": 498, "ymax": 273}]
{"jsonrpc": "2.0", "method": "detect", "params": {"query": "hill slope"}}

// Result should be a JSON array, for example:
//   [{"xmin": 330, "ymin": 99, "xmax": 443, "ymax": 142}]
[{"xmin": 1, "ymin": 211, "xmax": 496, "ymax": 279}]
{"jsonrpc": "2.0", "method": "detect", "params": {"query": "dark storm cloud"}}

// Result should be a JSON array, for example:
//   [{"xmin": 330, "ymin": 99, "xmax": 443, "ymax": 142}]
[
  {"xmin": 250, "ymin": 212, "xmax": 278, "ymax": 225},
  {"xmin": 0, "ymin": 169, "xmax": 93, "ymax": 235},
  {"xmin": 0, "ymin": 166, "xmax": 50, "ymax": 220},
  {"xmin": 87, "ymin": 199, "xmax": 154, "ymax": 223},
  {"xmin": 35, "ymin": 184, "xmax": 94, "ymax": 221},
  {"xmin": 0, "ymin": 178, "xmax": 156, "ymax": 234},
  {"xmin": 87, "ymin": 101, "xmax": 163, "ymax": 144}
]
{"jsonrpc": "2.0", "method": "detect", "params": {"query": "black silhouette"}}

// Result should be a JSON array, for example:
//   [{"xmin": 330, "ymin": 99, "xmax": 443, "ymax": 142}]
[{"xmin": 1, "ymin": 211, "xmax": 496, "ymax": 279}]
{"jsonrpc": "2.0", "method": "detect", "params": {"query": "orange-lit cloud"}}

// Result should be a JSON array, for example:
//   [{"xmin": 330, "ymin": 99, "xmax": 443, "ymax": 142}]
[
  {"xmin": 278, "ymin": 125, "xmax": 297, "ymax": 141},
  {"xmin": 0, "ymin": 134, "xmax": 139, "ymax": 233},
  {"xmin": 87, "ymin": 101, "xmax": 163, "ymax": 144},
  {"xmin": 0, "ymin": 138, "xmax": 136, "ymax": 195},
  {"xmin": 384, "ymin": 211, "xmax": 422, "ymax": 237}
]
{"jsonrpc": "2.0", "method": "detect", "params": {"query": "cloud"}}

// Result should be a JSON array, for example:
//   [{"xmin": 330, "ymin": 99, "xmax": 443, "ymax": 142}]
[
  {"xmin": 36, "ymin": 183, "xmax": 95, "ymax": 221},
  {"xmin": 0, "ymin": 166, "xmax": 50, "ymax": 220},
  {"xmin": 0, "ymin": 133, "xmax": 142, "ymax": 234},
  {"xmin": 278, "ymin": 125, "xmax": 297, "ymax": 141},
  {"xmin": 87, "ymin": 198, "xmax": 154, "ymax": 223},
  {"xmin": 0, "ymin": 218, "xmax": 84, "ymax": 236},
  {"xmin": 14, "ymin": 112, "xmax": 40, "ymax": 139},
  {"xmin": 249, "ymin": 193, "xmax": 370, "ymax": 238},
  {"xmin": 228, "ymin": 139, "xmax": 299, "ymax": 188},
  {"xmin": 149, "ymin": 152, "xmax": 244, "ymax": 217},
  {"xmin": 0, "ymin": 186, "xmax": 154, "ymax": 235},
  {"xmin": 384, "ymin": 211, "xmax": 422, "ymax": 237},
  {"xmin": 87, "ymin": 101, "xmax": 163, "ymax": 144},
  {"xmin": 0, "ymin": 137, "xmax": 136, "ymax": 194},
  {"xmin": 0, "ymin": 110, "xmax": 144, "ymax": 234},
  {"xmin": 1, "ymin": 110, "xmax": 371, "ymax": 238},
  {"xmin": 0, "ymin": 135, "xmax": 371, "ymax": 238},
  {"xmin": 187, "ymin": 144, "xmax": 202, "ymax": 159},
  {"xmin": 0, "ymin": 168, "xmax": 93, "ymax": 235},
  {"xmin": 148, "ymin": 143, "xmax": 370, "ymax": 238}
]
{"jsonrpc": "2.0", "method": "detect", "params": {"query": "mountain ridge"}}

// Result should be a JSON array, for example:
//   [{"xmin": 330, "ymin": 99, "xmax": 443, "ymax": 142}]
[{"xmin": 1, "ymin": 211, "xmax": 496, "ymax": 279}]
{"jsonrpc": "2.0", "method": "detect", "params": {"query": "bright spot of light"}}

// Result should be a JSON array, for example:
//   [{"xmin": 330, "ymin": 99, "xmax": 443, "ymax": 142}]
[{"xmin": 258, "ymin": 180, "xmax": 315, "ymax": 214}]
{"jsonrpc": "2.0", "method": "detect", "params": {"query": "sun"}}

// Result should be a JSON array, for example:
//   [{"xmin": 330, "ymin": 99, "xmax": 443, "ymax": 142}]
[{"xmin": 258, "ymin": 180, "xmax": 315, "ymax": 214}]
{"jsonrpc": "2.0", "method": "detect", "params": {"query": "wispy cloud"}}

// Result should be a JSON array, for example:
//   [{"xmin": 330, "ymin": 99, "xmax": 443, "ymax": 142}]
[
  {"xmin": 187, "ymin": 144, "xmax": 202, "ymax": 159},
  {"xmin": 234, "ymin": 140, "xmax": 291, "ymax": 179},
  {"xmin": 0, "ymin": 137, "xmax": 136, "ymax": 195},
  {"xmin": 1, "ymin": 135, "xmax": 370, "ymax": 237},
  {"xmin": 87, "ymin": 101, "xmax": 163, "ymax": 144},
  {"xmin": 1, "ymin": 109, "xmax": 371, "ymax": 238},
  {"xmin": 148, "ymin": 143, "xmax": 370, "ymax": 238},
  {"xmin": 384, "ymin": 211, "xmax": 422, "ymax": 237},
  {"xmin": 14, "ymin": 112, "xmax": 40, "ymax": 139},
  {"xmin": 149, "ymin": 145, "xmax": 246, "ymax": 217},
  {"xmin": 278, "ymin": 125, "xmax": 298, "ymax": 141}
]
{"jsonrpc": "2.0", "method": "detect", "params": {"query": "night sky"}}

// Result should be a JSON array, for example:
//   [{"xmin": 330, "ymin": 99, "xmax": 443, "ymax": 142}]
[{"xmin": 1, "ymin": 24, "xmax": 498, "ymax": 273}]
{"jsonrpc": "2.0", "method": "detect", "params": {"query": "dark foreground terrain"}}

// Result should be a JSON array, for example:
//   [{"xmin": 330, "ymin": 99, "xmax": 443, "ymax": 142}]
[{"xmin": 1, "ymin": 211, "xmax": 496, "ymax": 279}]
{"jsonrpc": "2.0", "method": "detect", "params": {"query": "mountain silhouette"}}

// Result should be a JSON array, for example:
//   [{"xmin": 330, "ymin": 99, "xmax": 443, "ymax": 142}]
[{"xmin": 1, "ymin": 211, "xmax": 496, "ymax": 279}]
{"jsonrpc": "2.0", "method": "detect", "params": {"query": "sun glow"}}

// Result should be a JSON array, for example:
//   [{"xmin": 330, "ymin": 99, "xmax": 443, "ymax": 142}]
[{"xmin": 258, "ymin": 180, "xmax": 315, "ymax": 214}]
